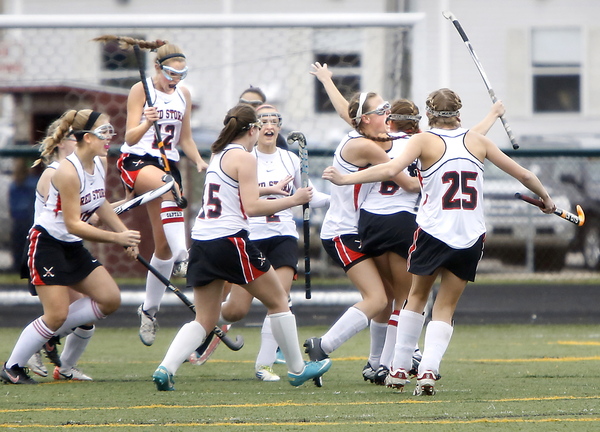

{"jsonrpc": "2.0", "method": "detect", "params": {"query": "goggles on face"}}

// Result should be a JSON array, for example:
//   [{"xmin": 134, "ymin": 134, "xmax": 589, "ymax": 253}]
[
  {"xmin": 84, "ymin": 123, "xmax": 117, "ymax": 140},
  {"xmin": 387, "ymin": 113, "xmax": 422, "ymax": 122},
  {"xmin": 363, "ymin": 101, "xmax": 391, "ymax": 116},
  {"xmin": 161, "ymin": 64, "xmax": 188, "ymax": 81},
  {"xmin": 258, "ymin": 113, "xmax": 283, "ymax": 127},
  {"xmin": 239, "ymin": 98, "xmax": 264, "ymax": 107}
]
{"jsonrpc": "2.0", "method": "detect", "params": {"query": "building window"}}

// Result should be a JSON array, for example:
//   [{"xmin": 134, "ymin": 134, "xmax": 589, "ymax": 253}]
[
  {"xmin": 532, "ymin": 28, "xmax": 581, "ymax": 113},
  {"xmin": 313, "ymin": 29, "xmax": 362, "ymax": 113},
  {"xmin": 98, "ymin": 35, "xmax": 145, "ymax": 89},
  {"xmin": 314, "ymin": 53, "xmax": 361, "ymax": 113}
]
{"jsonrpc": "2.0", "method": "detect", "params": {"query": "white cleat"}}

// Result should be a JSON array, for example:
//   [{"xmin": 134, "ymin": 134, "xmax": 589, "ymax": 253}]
[
  {"xmin": 385, "ymin": 368, "xmax": 408, "ymax": 390},
  {"xmin": 138, "ymin": 305, "xmax": 158, "ymax": 346},
  {"xmin": 53, "ymin": 366, "xmax": 93, "ymax": 381},
  {"xmin": 255, "ymin": 366, "xmax": 280, "ymax": 382},
  {"xmin": 27, "ymin": 352, "xmax": 48, "ymax": 377}
]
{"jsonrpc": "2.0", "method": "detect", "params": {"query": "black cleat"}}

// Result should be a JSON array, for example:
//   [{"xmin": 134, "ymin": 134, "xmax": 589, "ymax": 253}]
[
  {"xmin": 362, "ymin": 362, "xmax": 377, "ymax": 383},
  {"xmin": 43, "ymin": 336, "xmax": 62, "ymax": 367},
  {"xmin": 373, "ymin": 365, "xmax": 389, "ymax": 386},
  {"xmin": 303, "ymin": 337, "xmax": 328, "ymax": 361},
  {"xmin": 1, "ymin": 363, "xmax": 37, "ymax": 384}
]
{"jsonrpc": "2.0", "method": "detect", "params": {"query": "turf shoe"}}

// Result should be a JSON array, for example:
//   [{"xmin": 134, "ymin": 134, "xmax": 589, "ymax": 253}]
[
  {"xmin": 288, "ymin": 359, "xmax": 332, "ymax": 387},
  {"xmin": 153, "ymin": 366, "xmax": 175, "ymax": 391},
  {"xmin": 53, "ymin": 366, "xmax": 93, "ymax": 381},
  {"xmin": 43, "ymin": 336, "xmax": 62, "ymax": 367},
  {"xmin": 385, "ymin": 368, "xmax": 408, "ymax": 390},
  {"xmin": 409, "ymin": 348, "xmax": 423, "ymax": 377},
  {"xmin": 0, "ymin": 363, "xmax": 37, "ymax": 384},
  {"xmin": 413, "ymin": 371, "xmax": 438, "ymax": 396},
  {"xmin": 172, "ymin": 259, "xmax": 189, "ymax": 278},
  {"xmin": 138, "ymin": 305, "xmax": 158, "ymax": 346},
  {"xmin": 373, "ymin": 365, "xmax": 389, "ymax": 386},
  {"xmin": 27, "ymin": 351, "xmax": 48, "ymax": 377},
  {"xmin": 274, "ymin": 347, "xmax": 286, "ymax": 365},
  {"xmin": 303, "ymin": 337, "xmax": 328, "ymax": 361},
  {"xmin": 362, "ymin": 362, "xmax": 377, "ymax": 383},
  {"xmin": 255, "ymin": 366, "xmax": 280, "ymax": 382}
]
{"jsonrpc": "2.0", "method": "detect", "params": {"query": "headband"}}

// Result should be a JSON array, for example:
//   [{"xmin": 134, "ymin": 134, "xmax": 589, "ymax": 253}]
[
  {"xmin": 354, "ymin": 92, "xmax": 369, "ymax": 125},
  {"xmin": 82, "ymin": 111, "xmax": 102, "ymax": 131},
  {"xmin": 426, "ymin": 106, "xmax": 460, "ymax": 118},
  {"xmin": 158, "ymin": 53, "xmax": 186, "ymax": 64},
  {"xmin": 388, "ymin": 114, "xmax": 422, "ymax": 122}
]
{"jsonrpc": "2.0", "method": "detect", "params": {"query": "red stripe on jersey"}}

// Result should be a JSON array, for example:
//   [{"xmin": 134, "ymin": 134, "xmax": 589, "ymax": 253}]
[
  {"xmin": 353, "ymin": 183, "xmax": 362, "ymax": 211},
  {"xmin": 333, "ymin": 236, "xmax": 364, "ymax": 266},
  {"xmin": 54, "ymin": 194, "xmax": 62, "ymax": 217},
  {"xmin": 406, "ymin": 227, "xmax": 421, "ymax": 269},
  {"xmin": 238, "ymin": 190, "xmax": 247, "ymax": 219},
  {"xmin": 27, "ymin": 228, "xmax": 44, "ymax": 285}
]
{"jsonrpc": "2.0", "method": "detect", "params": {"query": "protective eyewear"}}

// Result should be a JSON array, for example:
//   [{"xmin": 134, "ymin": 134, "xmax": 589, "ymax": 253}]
[
  {"xmin": 239, "ymin": 98, "xmax": 264, "ymax": 107},
  {"xmin": 84, "ymin": 124, "xmax": 117, "ymax": 140},
  {"xmin": 258, "ymin": 113, "xmax": 282, "ymax": 127},
  {"xmin": 386, "ymin": 113, "xmax": 422, "ymax": 122},
  {"xmin": 243, "ymin": 121, "xmax": 263, "ymax": 131},
  {"xmin": 363, "ymin": 101, "xmax": 391, "ymax": 116},
  {"xmin": 161, "ymin": 64, "xmax": 188, "ymax": 81}
]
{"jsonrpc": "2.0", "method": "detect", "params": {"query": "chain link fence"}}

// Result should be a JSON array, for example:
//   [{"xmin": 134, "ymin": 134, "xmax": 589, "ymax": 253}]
[{"xmin": 0, "ymin": 15, "xmax": 598, "ymax": 279}]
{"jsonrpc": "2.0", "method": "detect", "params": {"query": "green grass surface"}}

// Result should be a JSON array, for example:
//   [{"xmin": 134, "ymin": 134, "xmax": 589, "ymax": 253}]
[{"xmin": 1, "ymin": 324, "xmax": 599, "ymax": 431}]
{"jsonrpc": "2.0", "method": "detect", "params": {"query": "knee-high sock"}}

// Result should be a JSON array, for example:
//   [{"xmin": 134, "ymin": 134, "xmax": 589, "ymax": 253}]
[
  {"xmin": 143, "ymin": 254, "xmax": 175, "ymax": 316},
  {"xmin": 380, "ymin": 309, "xmax": 399, "ymax": 369},
  {"xmin": 6, "ymin": 317, "xmax": 53, "ymax": 368},
  {"xmin": 392, "ymin": 309, "xmax": 425, "ymax": 371},
  {"xmin": 255, "ymin": 315, "xmax": 278, "ymax": 370},
  {"xmin": 55, "ymin": 298, "xmax": 106, "ymax": 337},
  {"xmin": 269, "ymin": 311, "xmax": 304, "ymax": 374},
  {"xmin": 60, "ymin": 325, "xmax": 95, "ymax": 370},
  {"xmin": 367, "ymin": 320, "xmax": 388, "ymax": 368},
  {"xmin": 321, "ymin": 307, "xmax": 369, "ymax": 355},
  {"xmin": 161, "ymin": 200, "xmax": 188, "ymax": 263},
  {"xmin": 419, "ymin": 321, "xmax": 453, "ymax": 376},
  {"xmin": 161, "ymin": 321, "xmax": 206, "ymax": 375}
]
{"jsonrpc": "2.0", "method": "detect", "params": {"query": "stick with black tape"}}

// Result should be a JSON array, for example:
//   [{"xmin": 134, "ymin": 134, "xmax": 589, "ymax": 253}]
[
  {"xmin": 287, "ymin": 131, "xmax": 311, "ymax": 300},
  {"xmin": 132, "ymin": 44, "xmax": 188, "ymax": 209},
  {"xmin": 515, "ymin": 192, "xmax": 585, "ymax": 226},
  {"xmin": 442, "ymin": 10, "xmax": 519, "ymax": 150},
  {"xmin": 136, "ymin": 254, "xmax": 244, "ymax": 351}
]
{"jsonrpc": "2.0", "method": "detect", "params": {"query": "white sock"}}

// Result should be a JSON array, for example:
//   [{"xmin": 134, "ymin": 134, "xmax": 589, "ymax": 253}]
[
  {"xmin": 367, "ymin": 320, "xmax": 388, "ymax": 368},
  {"xmin": 60, "ymin": 325, "xmax": 95, "ymax": 371},
  {"xmin": 255, "ymin": 315, "xmax": 278, "ymax": 369},
  {"xmin": 380, "ymin": 309, "xmax": 399, "ymax": 369},
  {"xmin": 143, "ymin": 254, "xmax": 175, "ymax": 316},
  {"xmin": 321, "ymin": 307, "xmax": 369, "ymax": 354},
  {"xmin": 6, "ymin": 317, "xmax": 53, "ymax": 368},
  {"xmin": 161, "ymin": 321, "xmax": 206, "ymax": 375},
  {"xmin": 55, "ymin": 298, "xmax": 106, "ymax": 336},
  {"xmin": 392, "ymin": 309, "xmax": 425, "ymax": 371},
  {"xmin": 269, "ymin": 311, "xmax": 304, "ymax": 374},
  {"xmin": 419, "ymin": 321, "xmax": 453, "ymax": 376},
  {"xmin": 161, "ymin": 200, "xmax": 188, "ymax": 263}
]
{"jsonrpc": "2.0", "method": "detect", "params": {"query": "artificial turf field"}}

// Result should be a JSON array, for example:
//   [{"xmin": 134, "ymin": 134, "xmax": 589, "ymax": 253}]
[{"xmin": 0, "ymin": 324, "xmax": 599, "ymax": 431}]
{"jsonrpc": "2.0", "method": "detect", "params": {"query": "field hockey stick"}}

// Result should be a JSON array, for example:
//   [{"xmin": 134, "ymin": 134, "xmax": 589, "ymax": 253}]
[
  {"xmin": 442, "ymin": 11, "xmax": 519, "ymax": 150},
  {"xmin": 135, "ymin": 254, "xmax": 244, "ymax": 351},
  {"xmin": 114, "ymin": 175, "xmax": 174, "ymax": 215},
  {"xmin": 287, "ymin": 131, "xmax": 311, "ymax": 300},
  {"xmin": 515, "ymin": 192, "xmax": 585, "ymax": 226},
  {"xmin": 132, "ymin": 44, "xmax": 188, "ymax": 209}
]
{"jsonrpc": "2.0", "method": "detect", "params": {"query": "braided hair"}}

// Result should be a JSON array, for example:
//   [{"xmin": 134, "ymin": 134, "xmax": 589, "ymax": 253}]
[{"xmin": 425, "ymin": 88, "xmax": 462, "ymax": 128}]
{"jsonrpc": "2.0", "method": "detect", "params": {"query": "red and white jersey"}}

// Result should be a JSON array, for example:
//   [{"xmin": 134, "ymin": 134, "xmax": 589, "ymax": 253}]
[
  {"xmin": 360, "ymin": 131, "xmax": 419, "ymax": 215},
  {"xmin": 249, "ymin": 147, "xmax": 329, "ymax": 241},
  {"xmin": 417, "ymin": 128, "xmax": 485, "ymax": 249},
  {"xmin": 192, "ymin": 144, "xmax": 249, "ymax": 240},
  {"xmin": 36, "ymin": 154, "xmax": 106, "ymax": 242},
  {"xmin": 33, "ymin": 161, "xmax": 60, "ymax": 223},
  {"xmin": 320, "ymin": 132, "xmax": 369, "ymax": 239},
  {"xmin": 120, "ymin": 77, "xmax": 186, "ymax": 162}
]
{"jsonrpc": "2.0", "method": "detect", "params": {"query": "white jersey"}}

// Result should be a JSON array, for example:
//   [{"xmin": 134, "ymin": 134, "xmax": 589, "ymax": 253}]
[
  {"xmin": 248, "ymin": 147, "xmax": 330, "ymax": 241},
  {"xmin": 33, "ymin": 161, "xmax": 60, "ymax": 224},
  {"xmin": 191, "ymin": 144, "xmax": 249, "ymax": 241},
  {"xmin": 416, "ymin": 127, "xmax": 485, "ymax": 249},
  {"xmin": 36, "ymin": 154, "xmax": 106, "ymax": 242},
  {"xmin": 320, "ymin": 133, "xmax": 369, "ymax": 239},
  {"xmin": 120, "ymin": 77, "xmax": 186, "ymax": 162},
  {"xmin": 360, "ymin": 132, "xmax": 419, "ymax": 215}
]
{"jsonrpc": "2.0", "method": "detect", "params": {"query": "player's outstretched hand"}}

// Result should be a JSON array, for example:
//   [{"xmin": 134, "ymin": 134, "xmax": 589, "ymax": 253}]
[
  {"xmin": 322, "ymin": 166, "xmax": 346, "ymax": 185},
  {"xmin": 310, "ymin": 62, "xmax": 332, "ymax": 83}
]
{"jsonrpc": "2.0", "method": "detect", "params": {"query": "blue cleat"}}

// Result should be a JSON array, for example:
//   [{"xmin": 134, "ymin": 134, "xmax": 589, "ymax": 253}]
[
  {"xmin": 288, "ymin": 359, "xmax": 332, "ymax": 387},
  {"xmin": 152, "ymin": 366, "xmax": 175, "ymax": 391}
]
